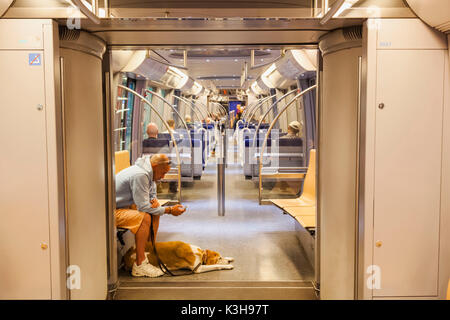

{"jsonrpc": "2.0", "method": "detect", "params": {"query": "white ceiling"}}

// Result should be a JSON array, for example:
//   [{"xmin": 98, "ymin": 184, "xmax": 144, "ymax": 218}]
[{"xmin": 153, "ymin": 48, "xmax": 282, "ymax": 90}]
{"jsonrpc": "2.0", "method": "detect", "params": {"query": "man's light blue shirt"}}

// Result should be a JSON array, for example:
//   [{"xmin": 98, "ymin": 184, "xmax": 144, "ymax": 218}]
[{"xmin": 115, "ymin": 155, "xmax": 165, "ymax": 216}]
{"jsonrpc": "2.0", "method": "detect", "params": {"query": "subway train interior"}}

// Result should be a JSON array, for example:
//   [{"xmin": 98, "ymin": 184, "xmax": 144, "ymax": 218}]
[{"xmin": 0, "ymin": 0, "xmax": 449, "ymax": 301}]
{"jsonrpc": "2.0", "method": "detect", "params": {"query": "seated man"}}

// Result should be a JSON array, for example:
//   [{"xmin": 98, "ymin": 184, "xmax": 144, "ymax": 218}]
[
  {"xmin": 281, "ymin": 120, "xmax": 302, "ymax": 139},
  {"xmin": 143, "ymin": 122, "xmax": 158, "ymax": 148},
  {"xmin": 115, "ymin": 153, "xmax": 186, "ymax": 277}
]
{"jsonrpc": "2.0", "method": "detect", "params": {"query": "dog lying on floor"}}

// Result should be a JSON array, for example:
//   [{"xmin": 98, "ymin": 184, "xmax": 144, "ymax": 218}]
[{"xmin": 123, "ymin": 241, "xmax": 234, "ymax": 274}]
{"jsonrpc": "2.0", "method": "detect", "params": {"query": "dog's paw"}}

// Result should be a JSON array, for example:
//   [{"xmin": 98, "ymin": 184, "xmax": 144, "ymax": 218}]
[
  {"xmin": 223, "ymin": 264, "xmax": 234, "ymax": 270},
  {"xmin": 224, "ymin": 257, "xmax": 234, "ymax": 262}
]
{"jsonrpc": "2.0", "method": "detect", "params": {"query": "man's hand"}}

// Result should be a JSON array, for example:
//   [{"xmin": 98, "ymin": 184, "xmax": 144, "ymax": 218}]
[
  {"xmin": 170, "ymin": 204, "xmax": 186, "ymax": 216},
  {"xmin": 150, "ymin": 198, "xmax": 160, "ymax": 208}
]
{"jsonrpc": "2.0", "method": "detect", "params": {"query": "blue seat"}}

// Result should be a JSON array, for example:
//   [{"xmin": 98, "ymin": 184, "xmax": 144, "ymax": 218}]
[{"xmin": 143, "ymin": 137, "xmax": 169, "ymax": 149}]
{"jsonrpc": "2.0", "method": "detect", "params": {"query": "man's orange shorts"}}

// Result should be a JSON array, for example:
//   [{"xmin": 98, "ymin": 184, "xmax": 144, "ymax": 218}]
[{"xmin": 115, "ymin": 201, "xmax": 161, "ymax": 234}]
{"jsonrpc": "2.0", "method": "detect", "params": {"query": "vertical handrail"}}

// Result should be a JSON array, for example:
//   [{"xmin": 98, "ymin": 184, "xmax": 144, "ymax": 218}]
[
  {"xmin": 59, "ymin": 56, "xmax": 71, "ymax": 300},
  {"xmin": 258, "ymin": 85, "xmax": 317, "ymax": 204},
  {"xmin": 197, "ymin": 127, "xmax": 208, "ymax": 163},
  {"xmin": 354, "ymin": 56, "xmax": 363, "ymax": 299},
  {"xmin": 118, "ymin": 85, "xmax": 182, "ymax": 202}
]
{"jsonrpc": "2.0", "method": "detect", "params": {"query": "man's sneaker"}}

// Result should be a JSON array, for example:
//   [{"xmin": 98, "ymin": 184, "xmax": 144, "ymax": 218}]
[{"xmin": 131, "ymin": 257, "xmax": 164, "ymax": 277}]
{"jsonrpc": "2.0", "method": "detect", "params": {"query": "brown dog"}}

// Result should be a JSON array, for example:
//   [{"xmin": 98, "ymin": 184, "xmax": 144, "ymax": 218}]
[{"xmin": 123, "ymin": 241, "xmax": 234, "ymax": 274}]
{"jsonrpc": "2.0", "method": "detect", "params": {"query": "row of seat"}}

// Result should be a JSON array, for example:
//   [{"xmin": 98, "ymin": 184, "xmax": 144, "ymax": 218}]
[
  {"xmin": 237, "ymin": 122, "xmax": 270, "ymax": 130},
  {"xmin": 269, "ymin": 149, "xmax": 316, "ymax": 233},
  {"xmin": 141, "ymin": 125, "xmax": 218, "ymax": 180},
  {"xmin": 238, "ymin": 128, "xmax": 305, "ymax": 180}
]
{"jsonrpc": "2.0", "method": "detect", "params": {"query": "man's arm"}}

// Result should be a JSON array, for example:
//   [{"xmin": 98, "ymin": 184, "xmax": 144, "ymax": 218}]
[{"xmin": 130, "ymin": 173, "xmax": 165, "ymax": 216}]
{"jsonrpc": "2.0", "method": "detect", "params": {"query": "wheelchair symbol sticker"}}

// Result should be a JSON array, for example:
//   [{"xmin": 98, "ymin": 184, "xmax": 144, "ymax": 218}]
[{"xmin": 29, "ymin": 53, "xmax": 41, "ymax": 66}]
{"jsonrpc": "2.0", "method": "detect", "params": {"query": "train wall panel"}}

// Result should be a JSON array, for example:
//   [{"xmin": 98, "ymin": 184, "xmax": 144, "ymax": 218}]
[
  {"xmin": 438, "ymin": 35, "xmax": 450, "ymax": 300},
  {"xmin": 373, "ymin": 49, "xmax": 444, "ymax": 297},
  {"xmin": 362, "ymin": 18, "xmax": 449, "ymax": 300},
  {"xmin": 60, "ymin": 47, "xmax": 108, "ymax": 300},
  {"xmin": 319, "ymin": 45, "xmax": 361, "ymax": 300},
  {"xmin": 0, "ymin": 19, "xmax": 65, "ymax": 299}
]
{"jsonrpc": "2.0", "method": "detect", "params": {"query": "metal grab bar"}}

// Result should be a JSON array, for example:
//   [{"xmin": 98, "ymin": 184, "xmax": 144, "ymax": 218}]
[
  {"xmin": 251, "ymin": 88, "xmax": 298, "ymax": 149},
  {"xmin": 171, "ymin": 94, "xmax": 204, "ymax": 122},
  {"xmin": 242, "ymin": 95, "xmax": 274, "ymax": 123},
  {"xmin": 241, "ymin": 98, "xmax": 264, "ymax": 120},
  {"xmin": 242, "ymin": 96, "xmax": 270, "ymax": 120},
  {"xmin": 118, "ymin": 84, "xmax": 182, "ymax": 202},
  {"xmin": 144, "ymin": 89, "xmax": 193, "ymax": 148},
  {"xmin": 258, "ymin": 85, "xmax": 317, "ymax": 204},
  {"xmin": 71, "ymin": 0, "xmax": 101, "ymax": 24},
  {"xmin": 193, "ymin": 99, "xmax": 214, "ymax": 118},
  {"xmin": 245, "ymin": 94, "xmax": 277, "ymax": 127},
  {"xmin": 210, "ymin": 101, "xmax": 227, "ymax": 117},
  {"xmin": 145, "ymin": 89, "xmax": 194, "ymax": 179},
  {"xmin": 185, "ymin": 96, "xmax": 211, "ymax": 119}
]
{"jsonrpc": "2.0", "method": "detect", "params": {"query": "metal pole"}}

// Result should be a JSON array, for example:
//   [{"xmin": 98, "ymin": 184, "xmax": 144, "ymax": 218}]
[
  {"xmin": 217, "ymin": 132, "xmax": 225, "ymax": 216},
  {"xmin": 224, "ymin": 130, "xmax": 228, "ymax": 168}
]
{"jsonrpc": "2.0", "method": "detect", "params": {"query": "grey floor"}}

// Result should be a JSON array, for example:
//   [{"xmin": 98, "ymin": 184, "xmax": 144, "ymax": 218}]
[{"xmin": 119, "ymin": 148, "xmax": 314, "ymax": 282}]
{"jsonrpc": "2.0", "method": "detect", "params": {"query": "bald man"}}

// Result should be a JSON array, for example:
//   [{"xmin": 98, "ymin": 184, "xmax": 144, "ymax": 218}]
[
  {"xmin": 115, "ymin": 153, "xmax": 186, "ymax": 277},
  {"xmin": 146, "ymin": 122, "xmax": 158, "ymax": 139}
]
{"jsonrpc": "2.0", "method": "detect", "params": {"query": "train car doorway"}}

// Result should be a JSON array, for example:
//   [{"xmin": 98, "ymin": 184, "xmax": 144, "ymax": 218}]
[{"xmin": 106, "ymin": 46, "xmax": 320, "ymax": 300}]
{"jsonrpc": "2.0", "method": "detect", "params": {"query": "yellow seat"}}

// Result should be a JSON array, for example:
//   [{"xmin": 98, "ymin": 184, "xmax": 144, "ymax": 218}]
[
  {"xmin": 284, "ymin": 206, "xmax": 316, "ymax": 217},
  {"xmin": 270, "ymin": 197, "xmax": 314, "ymax": 209},
  {"xmin": 447, "ymin": 279, "xmax": 450, "ymax": 300},
  {"xmin": 270, "ymin": 149, "xmax": 316, "ymax": 208},
  {"xmin": 270, "ymin": 149, "xmax": 316, "ymax": 231},
  {"xmin": 295, "ymin": 215, "xmax": 316, "ymax": 229},
  {"xmin": 115, "ymin": 150, "xmax": 131, "ymax": 174}
]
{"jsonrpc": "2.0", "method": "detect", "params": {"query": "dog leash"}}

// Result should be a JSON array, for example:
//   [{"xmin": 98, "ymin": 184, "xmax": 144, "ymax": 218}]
[{"xmin": 150, "ymin": 215, "xmax": 202, "ymax": 276}]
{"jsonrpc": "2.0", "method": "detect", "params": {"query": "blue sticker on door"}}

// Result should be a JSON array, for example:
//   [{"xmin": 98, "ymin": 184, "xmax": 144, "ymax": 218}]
[{"xmin": 29, "ymin": 53, "xmax": 41, "ymax": 66}]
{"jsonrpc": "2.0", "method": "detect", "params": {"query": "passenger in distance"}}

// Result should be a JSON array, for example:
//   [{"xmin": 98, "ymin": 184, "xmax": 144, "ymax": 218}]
[
  {"xmin": 281, "ymin": 121, "xmax": 302, "ymax": 139},
  {"xmin": 185, "ymin": 115, "xmax": 193, "ymax": 129},
  {"xmin": 115, "ymin": 153, "xmax": 186, "ymax": 277},
  {"xmin": 162, "ymin": 119, "xmax": 176, "ymax": 134}
]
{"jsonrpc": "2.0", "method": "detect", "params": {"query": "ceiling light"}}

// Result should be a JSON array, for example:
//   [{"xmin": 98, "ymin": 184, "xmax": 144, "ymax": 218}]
[
  {"xmin": 206, "ymin": 59, "xmax": 210, "ymax": 62},
  {"xmin": 234, "ymin": 59, "xmax": 238, "ymax": 62}
]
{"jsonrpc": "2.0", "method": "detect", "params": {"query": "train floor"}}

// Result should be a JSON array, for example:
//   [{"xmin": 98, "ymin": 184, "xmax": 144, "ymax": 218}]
[{"xmin": 116, "ymin": 148, "xmax": 315, "ymax": 299}]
